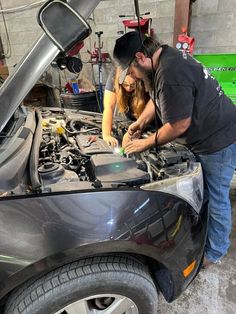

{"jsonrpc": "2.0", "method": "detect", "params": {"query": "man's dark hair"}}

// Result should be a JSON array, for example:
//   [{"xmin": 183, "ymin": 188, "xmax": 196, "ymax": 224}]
[
  {"xmin": 113, "ymin": 31, "xmax": 161, "ymax": 69},
  {"xmin": 113, "ymin": 31, "xmax": 161, "ymax": 83},
  {"xmin": 141, "ymin": 36, "xmax": 161, "ymax": 58}
]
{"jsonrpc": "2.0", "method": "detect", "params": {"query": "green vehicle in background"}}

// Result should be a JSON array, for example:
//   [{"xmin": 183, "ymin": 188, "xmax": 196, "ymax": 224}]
[
  {"xmin": 194, "ymin": 54, "xmax": 236, "ymax": 189},
  {"xmin": 194, "ymin": 54, "xmax": 236, "ymax": 105},
  {"xmin": 194, "ymin": 54, "xmax": 236, "ymax": 187}
]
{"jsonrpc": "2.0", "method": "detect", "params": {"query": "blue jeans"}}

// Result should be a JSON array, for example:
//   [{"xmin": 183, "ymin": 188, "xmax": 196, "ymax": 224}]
[{"xmin": 195, "ymin": 142, "xmax": 236, "ymax": 262}]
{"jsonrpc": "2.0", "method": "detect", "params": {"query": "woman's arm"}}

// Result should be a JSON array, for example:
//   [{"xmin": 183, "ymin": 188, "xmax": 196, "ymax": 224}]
[{"xmin": 102, "ymin": 90, "xmax": 118, "ymax": 146}]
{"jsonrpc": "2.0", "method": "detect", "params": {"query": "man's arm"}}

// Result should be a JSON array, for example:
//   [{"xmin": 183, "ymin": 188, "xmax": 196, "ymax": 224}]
[
  {"xmin": 124, "ymin": 117, "xmax": 191, "ymax": 154},
  {"xmin": 128, "ymin": 98, "xmax": 155, "ymax": 136},
  {"xmin": 146, "ymin": 117, "xmax": 191, "ymax": 147}
]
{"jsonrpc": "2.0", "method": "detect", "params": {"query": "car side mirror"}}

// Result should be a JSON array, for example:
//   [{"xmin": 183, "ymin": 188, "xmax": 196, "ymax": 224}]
[{"xmin": 37, "ymin": 0, "xmax": 91, "ymax": 52}]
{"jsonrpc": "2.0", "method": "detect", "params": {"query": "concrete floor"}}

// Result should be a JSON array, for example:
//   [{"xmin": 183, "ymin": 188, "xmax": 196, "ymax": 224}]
[{"xmin": 158, "ymin": 188, "xmax": 236, "ymax": 314}]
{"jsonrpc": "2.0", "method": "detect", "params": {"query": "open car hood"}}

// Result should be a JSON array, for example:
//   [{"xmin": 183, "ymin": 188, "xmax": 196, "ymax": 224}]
[{"xmin": 0, "ymin": 0, "xmax": 101, "ymax": 132}]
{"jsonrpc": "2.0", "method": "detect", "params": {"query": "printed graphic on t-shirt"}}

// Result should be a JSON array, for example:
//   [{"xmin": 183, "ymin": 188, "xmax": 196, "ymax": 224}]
[
  {"xmin": 192, "ymin": 55, "xmax": 224, "ymax": 97},
  {"xmin": 154, "ymin": 46, "xmax": 236, "ymax": 154}
]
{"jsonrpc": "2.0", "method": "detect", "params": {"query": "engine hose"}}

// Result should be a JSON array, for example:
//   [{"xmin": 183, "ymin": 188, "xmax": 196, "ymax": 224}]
[
  {"xmin": 72, "ymin": 147, "xmax": 91, "ymax": 158},
  {"xmin": 70, "ymin": 118, "xmax": 102, "ymax": 132},
  {"xmin": 78, "ymin": 127, "xmax": 99, "ymax": 134},
  {"xmin": 29, "ymin": 109, "xmax": 42, "ymax": 192},
  {"xmin": 62, "ymin": 126, "xmax": 99, "ymax": 135}
]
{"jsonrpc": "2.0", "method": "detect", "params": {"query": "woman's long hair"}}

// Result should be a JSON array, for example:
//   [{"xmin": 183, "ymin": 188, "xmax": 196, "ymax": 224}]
[{"xmin": 114, "ymin": 67, "xmax": 149, "ymax": 119}]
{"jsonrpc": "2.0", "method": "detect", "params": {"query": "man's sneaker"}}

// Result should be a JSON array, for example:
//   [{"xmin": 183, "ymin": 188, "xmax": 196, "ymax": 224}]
[{"xmin": 202, "ymin": 257, "xmax": 222, "ymax": 270}]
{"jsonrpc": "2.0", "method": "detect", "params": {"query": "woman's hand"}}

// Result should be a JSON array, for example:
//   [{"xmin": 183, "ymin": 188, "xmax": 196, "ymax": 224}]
[{"xmin": 103, "ymin": 135, "xmax": 118, "ymax": 147}]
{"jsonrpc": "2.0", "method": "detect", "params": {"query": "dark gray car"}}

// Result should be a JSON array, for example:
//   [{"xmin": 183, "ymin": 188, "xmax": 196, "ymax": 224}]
[{"xmin": 0, "ymin": 1, "xmax": 207, "ymax": 313}]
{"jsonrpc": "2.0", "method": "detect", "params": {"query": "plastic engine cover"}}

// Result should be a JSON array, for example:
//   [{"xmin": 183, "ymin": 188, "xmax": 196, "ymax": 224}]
[
  {"xmin": 90, "ymin": 154, "xmax": 150, "ymax": 186},
  {"xmin": 76, "ymin": 135, "xmax": 113, "ymax": 155}
]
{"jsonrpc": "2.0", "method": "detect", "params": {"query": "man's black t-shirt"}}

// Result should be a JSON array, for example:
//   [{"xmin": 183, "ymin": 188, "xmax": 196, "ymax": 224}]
[{"xmin": 153, "ymin": 46, "xmax": 236, "ymax": 154}]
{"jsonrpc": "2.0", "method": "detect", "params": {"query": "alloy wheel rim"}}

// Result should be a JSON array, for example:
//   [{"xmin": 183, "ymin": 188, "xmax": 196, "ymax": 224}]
[{"xmin": 54, "ymin": 293, "xmax": 139, "ymax": 314}]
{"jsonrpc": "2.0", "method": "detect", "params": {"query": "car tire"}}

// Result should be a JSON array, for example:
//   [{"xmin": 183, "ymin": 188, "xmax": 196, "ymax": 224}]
[
  {"xmin": 60, "ymin": 92, "xmax": 100, "ymax": 112},
  {"xmin": 4, "ymin": 255, "xmax": 158, "ymax": 314}
]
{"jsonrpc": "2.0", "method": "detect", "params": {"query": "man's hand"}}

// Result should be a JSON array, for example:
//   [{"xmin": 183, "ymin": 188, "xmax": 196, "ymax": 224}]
[
  {"xmin": 103, "ymin": 135, "xmax": 118, "ymax": 147},
  {"xmin": 122, "ymin": 132, "xmax": 131, "ymax": 147},
  {"xmin": 124, "ymin": 138, "xmax": 151, "ymax": 154},
  {"xmin": 127, "ymin": 121, "xmax": 143, "ymax": 139}
]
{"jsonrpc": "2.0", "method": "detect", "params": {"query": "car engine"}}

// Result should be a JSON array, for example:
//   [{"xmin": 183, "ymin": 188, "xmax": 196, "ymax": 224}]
[
  {"xmin": 0, "ymin": 107, "xmax": 196, "ymax": 195},
  {"xmin": 35, "ymin": 108, "xmax": 195, "ymax": 193}
]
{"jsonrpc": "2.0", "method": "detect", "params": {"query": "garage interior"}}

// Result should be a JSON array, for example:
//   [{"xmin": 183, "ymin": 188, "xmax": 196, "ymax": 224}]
[
  {"xmin": 0, "ymin": 0, "xmax": 235, "ymax": 313},
  {"xmin": 0, "ymin": 0, "xmax": 235, "ymax": 107}
]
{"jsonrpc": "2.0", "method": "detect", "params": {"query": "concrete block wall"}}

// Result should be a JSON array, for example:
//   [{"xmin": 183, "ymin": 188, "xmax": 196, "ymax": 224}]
[
  {"xmin": 191, "ymin": 0, "xmax": 236, "ymax": 54},
  {"xmin": 80, "ymin": 0, "xmax": 175, "ymax": 83},
  {"xmin": 0, "ymin": 0, "xmax": 235, "ymax": 81},
  {"xmin": 0, "ymin": 0, "xmax": 42, "ymax": 71}
]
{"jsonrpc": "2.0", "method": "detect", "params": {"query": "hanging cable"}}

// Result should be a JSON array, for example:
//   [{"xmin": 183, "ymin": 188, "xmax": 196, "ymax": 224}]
[
  {"xmin": 151, "ymin": 57, "xmax": 160, "ymax": 153},
  {"xmin": 0, "ymin": 0, "xmax": 45, "ymax": 14},
  {"xmin": 133, "ymin": 0, "xmax": 159, "ymax": 152},
  {"xmin": 0, "ymin": 0, "xmax": 46, "ymax": 59},
  {"xmin": 0, "ymin": 0, "xmax": 11, "ymax": 58},
  {"xmin": 134, "ymin": 0, "xmax": 142, "ymax": 43}
]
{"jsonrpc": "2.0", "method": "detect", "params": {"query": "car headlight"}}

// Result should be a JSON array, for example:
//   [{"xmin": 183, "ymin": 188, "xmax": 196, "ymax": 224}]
[{"xmin": 141, "ymin": 162, "xmax": 203, "ymax": 214}]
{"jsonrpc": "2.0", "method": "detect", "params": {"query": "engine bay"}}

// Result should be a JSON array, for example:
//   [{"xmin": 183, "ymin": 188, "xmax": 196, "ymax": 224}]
[
  {"xmin": 36, "ymin": 108, "xmax": 195, "ymax": 192},
  {"xmin": 0, "ymin": 106, "xmax": 197, "ymax": 195}
]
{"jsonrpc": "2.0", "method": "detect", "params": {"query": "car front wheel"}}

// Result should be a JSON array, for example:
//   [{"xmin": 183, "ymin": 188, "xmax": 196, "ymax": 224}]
[{"xmin": 4, "ymin": 255, "xmax": 158, "ymax": 314}]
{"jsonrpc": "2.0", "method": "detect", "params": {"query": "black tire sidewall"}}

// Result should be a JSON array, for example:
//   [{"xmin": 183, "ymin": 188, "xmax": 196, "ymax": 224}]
[{"xmin": 7, "ymin": 269, "xmax": 158, "ymax": 314}]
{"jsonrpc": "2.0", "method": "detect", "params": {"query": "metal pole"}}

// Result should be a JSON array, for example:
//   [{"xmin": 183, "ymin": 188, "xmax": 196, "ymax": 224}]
[{"xmin": 173, "ymin": 0, "xmax": 191, "ymax": 47}]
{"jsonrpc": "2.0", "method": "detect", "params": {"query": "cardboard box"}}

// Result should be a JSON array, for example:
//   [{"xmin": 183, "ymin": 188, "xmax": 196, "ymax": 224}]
[{"xmin": 0, "ymin": 65, "xmax": 9, "ymax": 80}]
